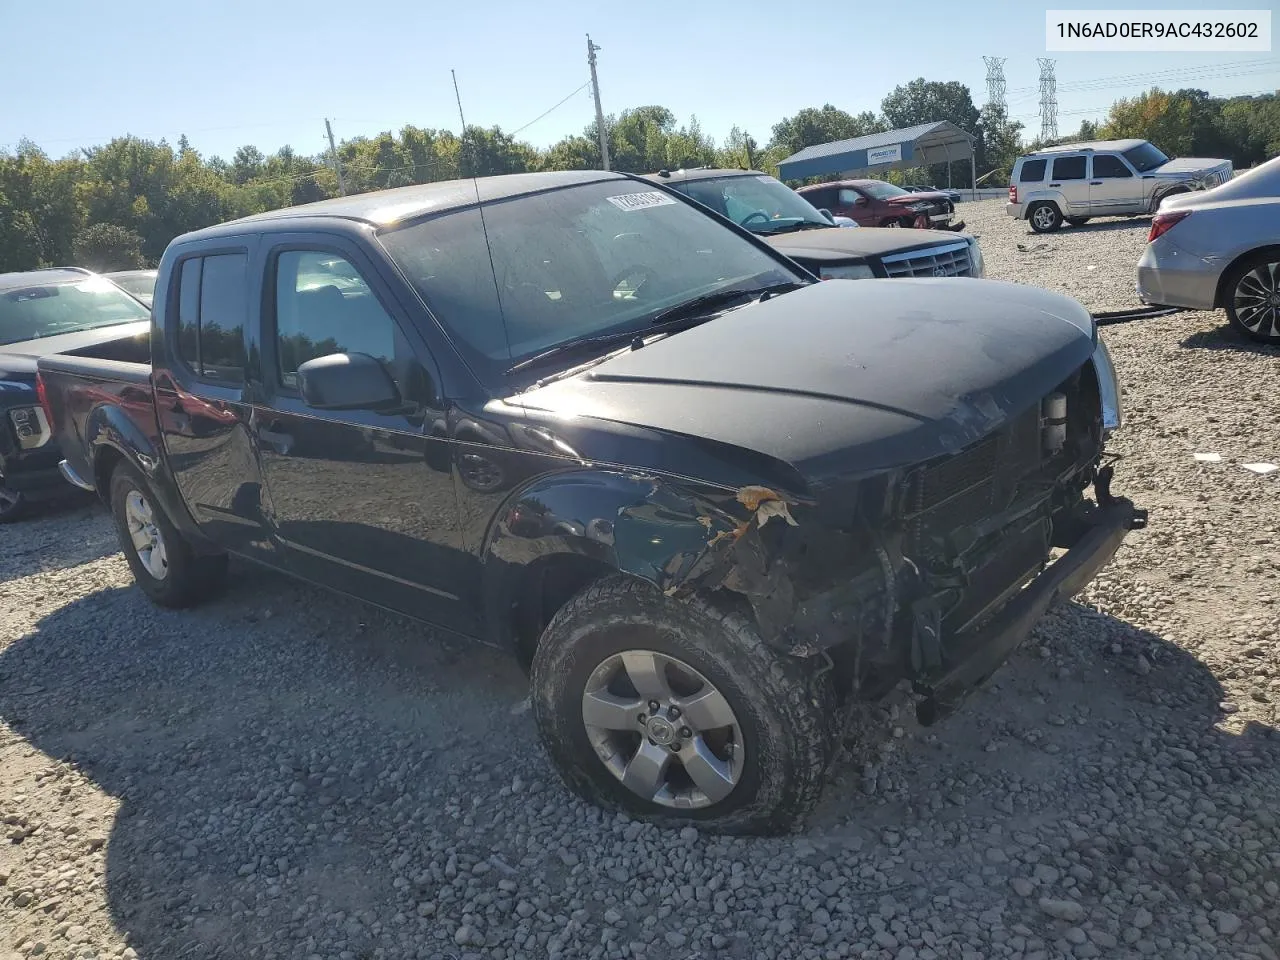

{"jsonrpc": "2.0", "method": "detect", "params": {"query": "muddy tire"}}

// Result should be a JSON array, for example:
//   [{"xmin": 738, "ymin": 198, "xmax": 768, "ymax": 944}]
[
  {"xmin": 530, "ymin": 575, "xmax": 836, "ymax": 835},
  {"xmin": 109, "ymin": 463, "xmax": 228, "ymax": 608},
  {"xmin": 1028, "ymin": 202, "xmax": 1062, "ymax": 233}
]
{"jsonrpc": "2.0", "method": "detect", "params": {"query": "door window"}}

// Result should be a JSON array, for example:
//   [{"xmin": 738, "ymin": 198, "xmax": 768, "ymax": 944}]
[
  {"xmin": 1051, "ymin": 156, "xmax": 1087, "ymax": 180},
  {"xmin": 172, "ymin": 253, "xmax": 248, "ymax": 385},
  {"xmin": 837, "ymin": 188, "xmax": 862, "ymax": 206},
  {"xmin": 272, "ymin": 250, "xmax": 426, "ymax": 403},
  {"xmin": 1091, "ymin": 155, "xmax": 1132, "ymax": 178}
]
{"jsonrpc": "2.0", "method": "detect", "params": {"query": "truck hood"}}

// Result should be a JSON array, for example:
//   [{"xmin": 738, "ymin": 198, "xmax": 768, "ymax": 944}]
[
  {"xmin": 1151, "ymin": 158, "xmax": 1230, "ymax": 177},
  {"xmin": 0, "ymin": 321, "xmax": 150, "ymax": 380},
  {"xmin": 884, "ymin": 192, "xmax": 949, "ymax": 206},
  {"xmin": 509, "ymin": 279, "xmax": 1096, "ymax": 490},
  {"xmin": 766, "ymin": 227, "xmax": 964, "ymax": 262}
]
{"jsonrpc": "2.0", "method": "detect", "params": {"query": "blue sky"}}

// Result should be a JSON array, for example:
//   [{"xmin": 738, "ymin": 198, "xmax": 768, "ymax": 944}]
[{"xmin": 1, "ymin": 0, "xmax": 1276, "ymax": 161}]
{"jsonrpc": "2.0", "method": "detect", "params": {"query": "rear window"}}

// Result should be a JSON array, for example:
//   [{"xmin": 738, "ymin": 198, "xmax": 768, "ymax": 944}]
[
  {"xmin": 171, "ymin": 253, "xmax": 248, "ymax": 385},
  {"xmin": 1052, "ymin": 156, "xmax": 1087, "ymax": 180},
  {"xmin": 1018, "ymin": 159, "xmax": 1047, "ymax": 183}
]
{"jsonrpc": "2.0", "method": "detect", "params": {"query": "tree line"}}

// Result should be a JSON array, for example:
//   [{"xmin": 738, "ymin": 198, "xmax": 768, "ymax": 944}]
[{"xmin": 2, "ymin": 80, "xmax": 1276, "ymax": 273}]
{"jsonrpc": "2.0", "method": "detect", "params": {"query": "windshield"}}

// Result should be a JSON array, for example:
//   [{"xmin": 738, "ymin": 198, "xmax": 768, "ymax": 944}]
[
  {"xmin": 0, "ymin": 276, "xmax": 150, "ymax": 345},
  {"xmin": 109, "ymin": 272, "xmax": 157, "ymax": 300},
  {"xmin": 858, "ymin": 181, "xmax": 910, "ymax": 200},
  {"xmin": 378, "ymin": 180, "xmax": 801, "ymax": 381},
  {"xmin": 1123, "ymin": 142, "xmax": 1170, "ymax": 173},
  {"xmin": 679, "ymin": 175, "xmax": 830, "ymax": 233}
]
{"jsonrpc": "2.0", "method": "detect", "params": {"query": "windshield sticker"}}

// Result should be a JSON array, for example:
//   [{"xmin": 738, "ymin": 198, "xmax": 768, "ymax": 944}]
[{"xmin": 606, "ymin": 191, "xmax": 678, "ymax": 211}]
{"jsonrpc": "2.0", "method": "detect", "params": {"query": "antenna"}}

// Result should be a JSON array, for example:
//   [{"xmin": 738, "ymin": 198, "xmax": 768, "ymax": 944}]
[
  {"xmin": 982, "ymin": 57, "xmax": 1007, "ymax": 111},
  {"xmin": 1037, "ymin": 58, "xmax": 1059, "ymax": 142},
  {"xmin": 451, "ymin": 69, "xmax": 514, "ymax": 365}
]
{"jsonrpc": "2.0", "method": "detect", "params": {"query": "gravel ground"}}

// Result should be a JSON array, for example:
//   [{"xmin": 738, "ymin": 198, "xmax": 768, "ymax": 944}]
[{"xmin": 2, "ymin": 199, "xmax": 1279, "ymax": 960}]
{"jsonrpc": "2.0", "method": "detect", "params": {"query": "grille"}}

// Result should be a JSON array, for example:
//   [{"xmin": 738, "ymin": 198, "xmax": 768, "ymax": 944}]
[{"xmin": 881, "ymin": 241, "xmax": 973, "ymax": 278}]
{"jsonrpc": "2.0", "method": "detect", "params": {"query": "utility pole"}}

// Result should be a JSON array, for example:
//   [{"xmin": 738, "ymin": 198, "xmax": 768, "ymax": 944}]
[
  {"xmin": 586, "ymin": 34, "xmax": 611, "ymax": 171},
  {"xmin": 325, "ymin": 118, "xmax": 346, "ymax": 196},
  {"xmin": 1037, "ymin": 59, "xmax": 1059, "ymax": 143}
]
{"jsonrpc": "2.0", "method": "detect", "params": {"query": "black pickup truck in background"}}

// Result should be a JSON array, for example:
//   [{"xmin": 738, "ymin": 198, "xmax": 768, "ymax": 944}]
[
  {"xmin": 39, "ymin": 170, "xmax": 1144, "ymax": 834},
  {"xmin": 0, "ymin": 268, "xmax": 151, "ymax": 521}
]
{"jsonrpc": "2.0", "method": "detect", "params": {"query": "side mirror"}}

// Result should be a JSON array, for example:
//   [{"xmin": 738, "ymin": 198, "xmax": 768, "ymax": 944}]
[
  {"xmin": 855, "ymin": 196, "xmax": 869, "ymax": 207},
  {"xmin": 818, "ymin": 208, "xmax": 835, "ymax": 223},
  {"xmin": 297, "ymin": 352, "xmax": 399, "ymax": 411}
]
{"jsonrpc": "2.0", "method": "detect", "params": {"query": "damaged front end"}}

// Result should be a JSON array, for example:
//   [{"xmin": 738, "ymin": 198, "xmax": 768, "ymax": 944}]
[{"xmin": 666, "ymin": 364, "xmax": 1147, "ymax": 725}]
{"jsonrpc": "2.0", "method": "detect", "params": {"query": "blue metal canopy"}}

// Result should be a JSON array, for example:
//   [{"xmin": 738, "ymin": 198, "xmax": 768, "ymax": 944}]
[{"xmin": 777, "ymin": 121, "xmax": 975, "ymax": 182}]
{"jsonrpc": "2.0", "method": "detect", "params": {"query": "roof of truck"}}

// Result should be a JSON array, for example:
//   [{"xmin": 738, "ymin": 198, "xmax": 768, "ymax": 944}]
[
  {"xmin": 1026, "ymin": 139, "xmax": 1146, "ymax": 155},
  {"xmin": 220, "ymin": 170, "xmax": 626, "ymax": 230}
]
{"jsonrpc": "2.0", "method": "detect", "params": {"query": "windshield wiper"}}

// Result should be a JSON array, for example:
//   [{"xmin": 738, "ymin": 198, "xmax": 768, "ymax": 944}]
[
  {"xmin": 506, "ymin": 328, "xmax": 646, "ymax": 376},
  {"xmin": 646, "ymin": 281, "xmax": 806, "ymax": 326},
  {"xmin": 772, "ymin": 220, "xmax": 834, "ymax": 233}
]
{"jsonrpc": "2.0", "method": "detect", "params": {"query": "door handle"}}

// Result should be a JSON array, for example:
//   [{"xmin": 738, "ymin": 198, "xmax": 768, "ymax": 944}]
[
  {"xmin": 1049, "ymin": 183, "xmax": 1061, "ymax": 187},
  {"xmin": 1090, "ymin": 181, "xmax": 1103, "ymax": 185}
]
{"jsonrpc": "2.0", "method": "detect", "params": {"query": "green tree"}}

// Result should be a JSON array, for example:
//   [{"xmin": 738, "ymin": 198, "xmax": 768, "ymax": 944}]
[
  {"xmin": 72, "ymin": 223, "xmax": 146, "ymax": 270},
  {"xmin": 768, "ymin": 105, "xmax": 883, "ymax": 158},
  {"xmin": 977, "ymin": 103, "xmax": 1023, "ymax": 185},
  {"xmin": 881, "ymin": 79, "xmax": 981, "ymax": 186}
]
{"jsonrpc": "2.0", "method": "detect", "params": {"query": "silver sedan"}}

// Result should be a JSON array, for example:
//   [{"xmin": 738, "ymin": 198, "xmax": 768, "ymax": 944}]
[{"xmin": 1137, "ymin": 155, "xmax": 1280, "ymax": 343}]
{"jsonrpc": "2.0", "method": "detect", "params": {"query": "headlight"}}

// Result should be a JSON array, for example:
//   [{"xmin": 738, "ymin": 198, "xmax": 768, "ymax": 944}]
[
  {"xmin": 1090, "ymin": 338, "xmax": 1122, "ymax": 434},
  {"xmin": 819, "ymin": 263, "xmax": 875, "ymax": 281},
  {"xmin": 908, "ymin": 203, "xmax": 931, "ymax": 212},
  {"xmin": 967, "ymin": 238, "xmax": 985, "ymax": 278},
  {"xmin": 8, "ymin": 405, "xmax": 51, "ymax": 449}
]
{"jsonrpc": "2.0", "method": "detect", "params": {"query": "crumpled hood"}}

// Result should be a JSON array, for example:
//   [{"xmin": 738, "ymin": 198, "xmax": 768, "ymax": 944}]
[
  {"xmin": 884, "ymin": 192, "xmax": 949, "ymax": 206},
  {"xmin": 509, "ymin": 279, "xmax": 1096, "ymax": 490},
  {"xmin": 1151, "ymin": 157, "xmax": 1231, "ymax": 177}
]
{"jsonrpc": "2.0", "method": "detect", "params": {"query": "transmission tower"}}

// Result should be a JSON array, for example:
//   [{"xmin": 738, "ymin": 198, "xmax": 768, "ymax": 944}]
[
  {"xmin": 983, "ymin": 57, "xmax": 1007, "ymax": 111},
  {"xmin": 1037, "ymin": 58, "xmax": 1059, "ymax": 142}
]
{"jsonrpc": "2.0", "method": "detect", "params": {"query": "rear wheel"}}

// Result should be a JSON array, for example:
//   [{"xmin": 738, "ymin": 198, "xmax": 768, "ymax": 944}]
[
  {"xmin": 879, "ymin": 217, "xmax": 901, "ymax": 228},
  {"xmin": 1224, "ymin": 253, "xmax": 1280, "ymax": 343},
  {"xmin": 110, "ymin": 463, "xmax": 228, "ymax": 608},
  {"xmin": 1029, "ymin": 202, "xmax": 1062, "ymax": 233},
  {"xmin": 530, "ymin": 576, "xmax": 836, "ymax": 835},
  {"xmin": 1065, "ymin": 217, "xmax": 1090, "ymax": 227}
]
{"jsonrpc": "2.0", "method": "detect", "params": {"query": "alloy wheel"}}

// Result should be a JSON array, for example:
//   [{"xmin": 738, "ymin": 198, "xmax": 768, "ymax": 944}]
[
  {"xmin": 581, "ymin": 649, "xmax": 743, "ymax": 809},
  {"xmin": 1233, "ymin": 261, "xmax": 1280, "ymax": 339},
  {"xmin": 125, "ymin": 489, "xmax": 168, "ymax": 580},
  {"xmin": 1032, "ymin": 205, "xmax": 1057, "ymax": 231}
]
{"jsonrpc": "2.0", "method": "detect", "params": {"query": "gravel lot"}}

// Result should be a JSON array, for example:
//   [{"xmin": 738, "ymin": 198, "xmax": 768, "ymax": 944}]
[{"xmin": 3, "ymin": 199, "xmax": 1279, "ymax": 960}]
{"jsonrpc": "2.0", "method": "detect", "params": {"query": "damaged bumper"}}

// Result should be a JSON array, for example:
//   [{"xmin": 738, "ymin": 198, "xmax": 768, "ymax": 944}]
[{"xmin": 915, "ymin": 476, "xmax": 1146, "ymax": 724}]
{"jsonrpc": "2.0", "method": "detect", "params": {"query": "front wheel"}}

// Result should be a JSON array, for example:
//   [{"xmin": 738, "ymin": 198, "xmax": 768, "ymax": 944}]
[
  {"xmin": 1224, "ymin": 253, "xmax": 1280, "ymax": 343},
  {"xmin": 110, "ymin": 464, "xmax": 228, "ymax": 608},
  {"xmin": 1028, "ymin": 202, "xmax": 1062, "ymax": 233},
  {"xmin": 530, "ymin": 576, "xmax": 836, "ymax": 835}
]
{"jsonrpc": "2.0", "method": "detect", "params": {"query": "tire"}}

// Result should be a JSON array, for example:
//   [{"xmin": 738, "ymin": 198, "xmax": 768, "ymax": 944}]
[
  {"xmin": 1223, "ymin": 252, "xmax": 1280, "ymax": 344},
  {"xmin": 1028, "ymin": 202, "xmax": 1062, "ymax": 233},
  {"xmin": 1065, "ymin": 217, "xmax": 1090, "ymax": 227},
  {"xmin": 879, "ymin": 217, "xmax": 901, "ymax": 229},
  {"xmin": 0, "ymin": 485, "xmax": 27, "ymax": 524},
  {"xmin": 530, "ymin": 575, "xmax": 836, "ymax": 835},
  {"xmin": 109, "ymin": 463, "xmax": 228, "ymax": 608}
]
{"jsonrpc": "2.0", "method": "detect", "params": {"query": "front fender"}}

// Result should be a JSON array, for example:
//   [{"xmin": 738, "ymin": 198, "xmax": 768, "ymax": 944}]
[{"xmin": 480, "ymin": 468, "xmax": 748, "ymax": 646}]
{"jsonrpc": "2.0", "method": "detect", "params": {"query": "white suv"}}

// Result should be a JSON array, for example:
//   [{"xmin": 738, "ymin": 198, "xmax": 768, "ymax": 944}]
[{"xmin": 1006, "ymin": 139, "xmax": 1232, "ymax": 233}]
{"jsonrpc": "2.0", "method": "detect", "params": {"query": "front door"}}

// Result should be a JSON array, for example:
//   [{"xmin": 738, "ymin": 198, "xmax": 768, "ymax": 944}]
[
  {"xmin": 837, "ymin": 187, "xmax": 875, "ymax": 225},
  {"xmin": 251, "ymin": 240, "xmax": 475, "ymax": 635},
  {"xmin": 1088, "ymin": 154, "xmax": 1141, "ymax": 214}
]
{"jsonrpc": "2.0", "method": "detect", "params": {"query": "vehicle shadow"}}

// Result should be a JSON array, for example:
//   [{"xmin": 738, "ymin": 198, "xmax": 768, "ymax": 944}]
[
  {"xmin": 1062, "ymin": 216, "xmax": 1152, "ymax": 234},
  {"xmin": 0, "ymin": 493, "xmax": 117, "ymax": 578},
  {"xmin": 0, "ymin": 578, "xmax": 1276, "ymax": 958},
  {"xmin": 1180, "ymin": 325, "xmax": 1280, "ymax": 356}
]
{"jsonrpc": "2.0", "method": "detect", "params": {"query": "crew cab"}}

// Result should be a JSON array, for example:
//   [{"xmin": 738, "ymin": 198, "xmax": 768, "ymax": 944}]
[
  {"xmin": 39, "ymin": 171, "xmax": 1142, "ymax": 834},
  {"xmin": 797, "ymin": 179, "xmax": 964, "ymax": 230},
  {"xmin": 645, "ymin": 168, "xmax": 983, "ymax": 279},
  {"xmin": 0, "ymin": 267, "xmax": 150, "ymax": 521}
]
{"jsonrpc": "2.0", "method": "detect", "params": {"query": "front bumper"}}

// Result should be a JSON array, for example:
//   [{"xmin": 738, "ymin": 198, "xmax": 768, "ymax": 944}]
[{"xmin": 915, "ymin": 475, "xmax": 1145, "ymax": 723}]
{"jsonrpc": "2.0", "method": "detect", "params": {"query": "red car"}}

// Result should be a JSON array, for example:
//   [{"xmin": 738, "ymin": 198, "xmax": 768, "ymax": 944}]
[{"xmin": 797, "ymin": 179, "xmax": 963, "ymax": 230}]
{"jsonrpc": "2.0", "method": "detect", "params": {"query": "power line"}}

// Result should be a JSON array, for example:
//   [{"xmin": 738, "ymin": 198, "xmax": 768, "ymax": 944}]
[
  {"xmin": 509, "ymin": 83, "xmax": 591, "ymax": 137},
  {"xmin": 1005, "ymin": 57, "xmax": 1277, "ymax": 95}
]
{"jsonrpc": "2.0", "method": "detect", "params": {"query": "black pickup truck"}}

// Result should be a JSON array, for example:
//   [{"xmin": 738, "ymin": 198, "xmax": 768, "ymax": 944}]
[{"xmin": 39, "ymin": 170, "xmax": 1143, "ymax": 834}]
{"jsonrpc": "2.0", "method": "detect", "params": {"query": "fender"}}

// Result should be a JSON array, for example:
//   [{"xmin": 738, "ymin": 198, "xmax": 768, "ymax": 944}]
[
  {"xmin": 479, "ymin": 467, "xmax": 750, "ymax": 649},
  {"xmin": 1148, "ymin": 179, "xmax": 1198, "ymax": 213},
  {"xmin": 84, "ymin": 402, "xmax": 211, "ymax": 549}
]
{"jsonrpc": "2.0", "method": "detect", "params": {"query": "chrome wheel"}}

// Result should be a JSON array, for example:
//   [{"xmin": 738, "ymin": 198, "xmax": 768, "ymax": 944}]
[
  {"xmin": 125, "ymin": 489, "xmax": 168, "ymax": 580},
  {"xmin": 1233, "ymin": 260, "xmax": 1280, "ymax": 339},
  {"xmin": 1032, "ymin": 205, "xmax": 1058, "ymax": 231},
  {"xmin": 581, "ymin": 650, "xmax": 743, "ymax": 809}
]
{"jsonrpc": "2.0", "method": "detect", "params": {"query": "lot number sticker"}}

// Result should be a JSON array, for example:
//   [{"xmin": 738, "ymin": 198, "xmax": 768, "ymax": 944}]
[{"xmin": 607, "ymin": 191, "xmax": 678, "ymax": 211}]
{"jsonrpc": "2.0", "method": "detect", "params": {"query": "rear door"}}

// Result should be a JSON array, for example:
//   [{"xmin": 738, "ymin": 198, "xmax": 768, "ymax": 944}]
[
  {"xmin": 248, "ymin": 234, "xmax": 475, "ymax": 633},
  {"xmin": 157, "ymin": 237, "xmax": 276, "ymax": 561},
  {"xmin": 1048, "ymin": 154, "xmax": 1089, "ymax": 214},
  {"xmin": 1088, "ymin": 153, "xmax": 1141, "ymax": 214}
]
